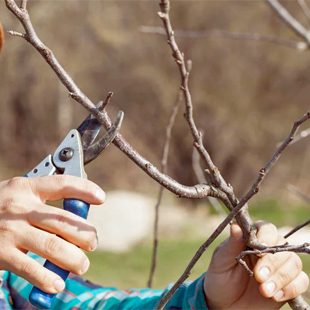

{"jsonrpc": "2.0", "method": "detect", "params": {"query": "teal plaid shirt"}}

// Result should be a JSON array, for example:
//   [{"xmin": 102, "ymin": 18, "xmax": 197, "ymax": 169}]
[{"xmin": 0, "ymin": 254, "xmax": 208, "ymax": 310}]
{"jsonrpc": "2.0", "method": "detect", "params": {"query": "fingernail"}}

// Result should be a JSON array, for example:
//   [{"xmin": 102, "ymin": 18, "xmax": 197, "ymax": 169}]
[
  {"xmin": 54, "ymin": 279, "xmax": 65, "ymax": 292},
  {"xmin": 259, "ymin": 266, "xmax": 270, "ymax": 281},
  {"xmin": 95, "ymin": 189, "xmax": 105, "ymax": 203},
  {"xmin": 81, "ymin": 258, "xmax": 90, "ymax": 274},
  {"xmin": 91, "ymin": 236, "xmax": 98, "ymax": 251},
  {"xmin": 265, "ymin": 281, "xmax": 276, "ymax": 296},
  {"xmin": 274, "ymin": 290, "xmax": 284, "ymax": 301}
]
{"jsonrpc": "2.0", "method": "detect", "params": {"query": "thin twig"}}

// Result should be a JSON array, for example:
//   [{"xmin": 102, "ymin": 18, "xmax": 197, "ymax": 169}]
[
  {"xmin": 98, "ymin": 92, "xmax": 114, "ymax": 112},
  {"xmin": 242, "ymin": 111, "xmax": 310, "ymax": 207},
  {"xmin": 285, "ymin": 219, "xmax": 310, "ymax": 239},
  {"xmin": 158, "ymin": 2, "xmax": 221, "ymax": 189},
  {"xmin": 276, "ymin": 127, "xmax": 310, "ymax": 147},
  {"xmin": 7, "ymin": 30, "xmax": 25, "ymax": 39},
  {"xmin": 140, "ymin": 26, "xmax": 307, "ymax": 51},
  {"xmin": 147, "ymin": 90, "xmax": 182, "ymax": 288},
  {"xmin": 284, "ymin": 184, "xmax": 310, "ymax": 238},
  {"xmin": 20, "ymin": 0, "xmax": 27, "ymax": 10},
  {"xmin": 287, "ymin": 183, "xmax": 310, "ymax": 205},
  {"xmin": 297, "ymin": 0, "xmax": 310, "ymax": 25},
  {"xmin": 239, "ymin": 242, "xmax": 310, "ymax": 258},
  {"xmin": 265, "ymin": 0, "xmax": 310, "ymax": 45},
  {"xmin": 158, "ymin": 0, "xmax": 257, "ymax": 259},
  {"xmin": 237, "ymin": 243, "xmax": 310, "ymax": 277},
  {"xmin": 192, "ymin": 141, "xmax": 227, "ymax": 217},
  {"xmin": 158, "ymin": 0, "xmax": 243, "ymax": 208}
]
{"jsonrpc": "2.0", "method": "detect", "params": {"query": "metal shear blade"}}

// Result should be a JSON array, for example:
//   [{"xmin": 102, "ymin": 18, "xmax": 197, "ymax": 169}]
[
  {"xmin": 77, "ymin": 102, "xmax": 104, "ymax": 150},
  {"xmin": 78, "ymin": 110, "xmax": 124, "ymax": 165}
]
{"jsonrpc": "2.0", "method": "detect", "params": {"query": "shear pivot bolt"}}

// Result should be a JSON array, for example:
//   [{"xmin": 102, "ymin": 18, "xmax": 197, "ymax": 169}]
[{"xmin": 59, "ymin": 147, "xmax": 74, "ymax": 161}]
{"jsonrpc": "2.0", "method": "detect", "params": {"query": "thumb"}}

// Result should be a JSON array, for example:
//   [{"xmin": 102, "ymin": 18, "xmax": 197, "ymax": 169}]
[{"xmin": 209, "ymin": 222, "xmax": 246, "ymax": 272}]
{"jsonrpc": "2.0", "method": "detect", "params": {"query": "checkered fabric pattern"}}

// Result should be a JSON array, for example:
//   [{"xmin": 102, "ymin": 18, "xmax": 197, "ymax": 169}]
[{"xmin": 0, "ymin": 254, "xmax": 208, "ymax": 310}]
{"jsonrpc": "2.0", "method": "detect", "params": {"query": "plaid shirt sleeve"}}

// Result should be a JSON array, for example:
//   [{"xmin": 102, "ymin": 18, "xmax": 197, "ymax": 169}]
[{"xmin": 2, "ymin": 254, "xmax": 208, "ymax": 310}]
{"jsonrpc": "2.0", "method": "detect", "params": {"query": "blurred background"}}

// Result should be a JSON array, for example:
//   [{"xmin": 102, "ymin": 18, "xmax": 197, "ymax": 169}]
[{"xmin": 2, "ymin": 1, "xmax": 310, "ymax": 301}]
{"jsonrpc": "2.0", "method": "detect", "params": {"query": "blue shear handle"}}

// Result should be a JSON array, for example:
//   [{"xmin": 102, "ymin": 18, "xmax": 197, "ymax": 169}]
[
  {"xmin": 29, "ymin": 199, "xmax": 90, "ymax": 309},
  {"xmin": 63, "ymin": 199, "xmax": 90, "ymax": 220}
]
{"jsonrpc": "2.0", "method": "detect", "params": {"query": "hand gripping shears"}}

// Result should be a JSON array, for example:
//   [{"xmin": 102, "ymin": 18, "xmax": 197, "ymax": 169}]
[{"xmin": 25, "ymin": 108, "xmax": 123, "ymax": 309}]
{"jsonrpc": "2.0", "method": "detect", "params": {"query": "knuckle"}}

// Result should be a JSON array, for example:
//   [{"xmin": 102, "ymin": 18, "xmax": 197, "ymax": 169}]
[
  {"xmin": 1, "ymin": 197, "xmax": 16, "ymax": 214},
  {"xmin": 53, "ymin": 212, "xmax": 69, "ymax": 230},
  {"xmin": 44, "ymin": 235, "xmax": 61, "ymax": 256},
  {"xmin": 19, "ymin": 259, "xmax": 36, "ymax": 276},
  {"xmin": 292, "ymin": 255, "xmax": 303, "ymax": 271},
  {"xmin": 277, "ymin": 269, "xmax": 291, "ymax": 286},
  {"xmin": 2, "ymin": 197, "xmax": 27, "ymax": 215},
  {"xmin": 53, "ymin": 175, "xmax": 69, "ymax": 190},
  {"xmin": 0, "ymin": 219, "xmax": 14, "ymax": 234},
  {"xmin": 262, "ymin": 253, "xmax": 277, "ymax": 271},
  {"xmin": 6, "ymin": 177, "xmax": 27, "ymax": 190}
]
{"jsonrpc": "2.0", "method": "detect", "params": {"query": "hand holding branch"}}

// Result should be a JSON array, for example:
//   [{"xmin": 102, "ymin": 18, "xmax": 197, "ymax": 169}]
[{"xmin": 205, "ymin": 222, "xmax": 309, "ymax": 310}]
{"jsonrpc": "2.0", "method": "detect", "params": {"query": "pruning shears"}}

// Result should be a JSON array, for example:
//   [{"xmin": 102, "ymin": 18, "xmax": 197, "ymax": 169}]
[{"xmin": 25, "ymin": 108, "xmax": 124, "ymax": 310}]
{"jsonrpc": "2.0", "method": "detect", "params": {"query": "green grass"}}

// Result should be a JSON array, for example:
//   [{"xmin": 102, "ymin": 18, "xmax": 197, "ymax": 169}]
[
  {"xmin": 85, "ymin": 237, "xmax": 224, "ymax": 290},
  {"xmin": 250, "ymin": 198, "xmax": 310, "ymax": 228}
]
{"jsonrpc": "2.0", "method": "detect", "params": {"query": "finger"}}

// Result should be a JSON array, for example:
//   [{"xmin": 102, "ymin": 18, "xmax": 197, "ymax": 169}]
[
  {"xmin": 28, "ymin": 175, "xmax": 105, "ymax": 204},
  {"xmin": 209, "ymin": 222, "xmax": 245, "ymax": 272},
  {"xmin": 229, "ymin": 222, "xmax": 246, "ymax": 254},
  {"xmin": 257, "ymin": 254, "xmax": 303, "ymax": 298},
  {"xmin": 254, "ymin": 250, "xmax": 298, "ymax": 284},
  {"xmin": 3, "ymin": 249, "xmax": 65, "ymax": 294},
  {"xmin": 271, "ymin": 271, "xmax": 309, "ymax": 302},
  {"xmin": 255, "ymin": 221, "xmax": 278, "ymax": 246},
  {"xmin": 27, "ymin": 203, "xmax": 98, "ymax": 251},
  {"xmin": 18, "ymin": 226, "xmax": 90, "ymax": 276}
]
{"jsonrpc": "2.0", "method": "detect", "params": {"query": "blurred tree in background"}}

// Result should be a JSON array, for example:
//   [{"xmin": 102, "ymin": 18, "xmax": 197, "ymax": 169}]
[{"xmin": 1, "ymin": 1, "xmax": 310, "ymax": 203}]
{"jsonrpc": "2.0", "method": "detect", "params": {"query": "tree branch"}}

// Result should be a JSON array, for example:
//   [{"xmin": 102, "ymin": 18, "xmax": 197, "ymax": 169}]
[
  {"xmin": 192, "ymin": 146, "xmax": 227, "ymax": 218},
  {"xmin": 243, "ymin": 111, "xmax": 310, "ymax": 206},
  {"xmin": 158, "ymin": 0, "xmax": 258, "ymax": 256},
  {"xmin": 158, "ymin": 0, "xmax": 239, "ymax": 205},
  {"xmin": 265, "ymin": 0, "xmax": 310, "ymax": 45},
  {"xmin": 5, "ymin": 0, "xmax": 215, "ymax": 200},
  {"xmin": 147, "ymin": 90, "xmax": 182, "ymax": 288},
  {"xmin": 285, "ymin": 218, "xmax": 310, "ymax": 239},
  {"xmin": 297, "ymin": 0, "xmax": 310, "ymax": 25},
  {"xmin": 155, "ymin": 5, "xmax": 310, "ymax": 303}
]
